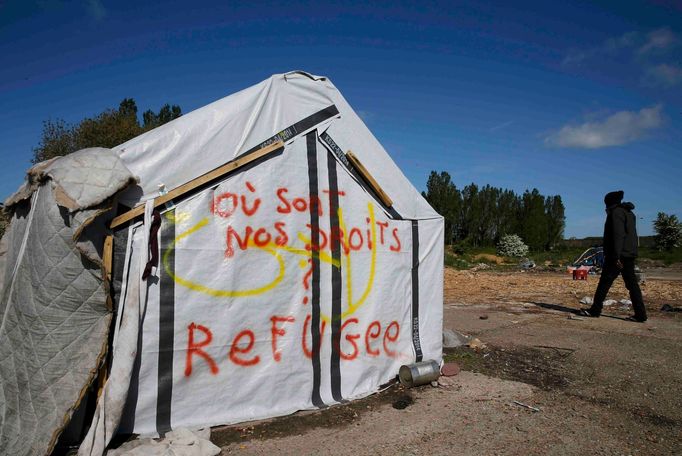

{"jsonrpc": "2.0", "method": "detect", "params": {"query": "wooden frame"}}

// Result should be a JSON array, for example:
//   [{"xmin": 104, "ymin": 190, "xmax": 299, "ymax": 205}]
[
  {"xmin": 110, "ymin": 141, "xmax": 284, "ymax": 229},
  {"xmin": 345, "ymin": 150, "xmax": 393, "ymax": 208}
]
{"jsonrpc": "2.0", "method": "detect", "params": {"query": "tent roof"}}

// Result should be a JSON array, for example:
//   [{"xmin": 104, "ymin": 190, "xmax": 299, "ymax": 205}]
[{"xmin": 115, "ymin": 71, "xmax": 440, "ymax": 220}]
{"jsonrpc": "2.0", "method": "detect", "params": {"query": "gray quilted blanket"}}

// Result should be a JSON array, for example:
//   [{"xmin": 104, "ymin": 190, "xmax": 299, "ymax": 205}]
[{"xmin": 0, "ymin": 148, "xmax": 135, "ymax": 456}]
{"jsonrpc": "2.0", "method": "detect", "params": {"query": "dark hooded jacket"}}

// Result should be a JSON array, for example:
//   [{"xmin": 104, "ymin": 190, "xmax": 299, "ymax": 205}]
[{"xmin": 603, "ymin": 202, "xmax": 638, "ymax": 259}]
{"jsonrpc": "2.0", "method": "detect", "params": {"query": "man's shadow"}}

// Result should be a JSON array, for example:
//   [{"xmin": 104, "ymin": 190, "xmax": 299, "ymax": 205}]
[{"xmin": 529, "ymin": 302, "xmax": 629, "ymax": 321}]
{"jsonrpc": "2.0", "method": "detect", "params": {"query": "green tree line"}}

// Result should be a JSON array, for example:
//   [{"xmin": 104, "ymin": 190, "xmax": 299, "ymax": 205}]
[
  {"xmin": 0, "ymin": 99, "xmax": 182, "ymax": 240},
  {"xmin": 423, "ymin": 171, "xmax": 565, "ymax": 251},
  {"xmin": 33, "ymin": 98, "xmax": 181, "ymax": 163}
]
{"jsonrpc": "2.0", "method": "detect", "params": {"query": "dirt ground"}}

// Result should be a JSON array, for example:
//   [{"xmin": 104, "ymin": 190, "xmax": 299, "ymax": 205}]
[{"xmin": 213, "ymin": 268, "xmax": 682, "ymax": 455}]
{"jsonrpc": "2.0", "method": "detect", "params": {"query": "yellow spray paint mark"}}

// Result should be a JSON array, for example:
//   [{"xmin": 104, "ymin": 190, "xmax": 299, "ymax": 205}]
[
  {"xmin": 163, "ymin": 218, "xmax": 285, "ymax": 298},
  {"xmin": 348, "ymin": 203, "xmax": 377, "ymax": 315},
  {"xmin": 341, "ymin": 203, "xmax": 376, "ymax": 319},
  {"xmin": 164, "ymin": 210, "xmax": 191, "ymax": 225},
  {"xmin": 162, "ymin": 199, "xmax": 379, "ymax": 306},
  {"xmin": 164, "ymin": 216, "xmax": 342, "ymax": 298},
  {"xmin": 319, "ymin": 203, "xmax": 377, "ymax": 324},
  {"xmin": 295, "ymin": 232, "xmax": 341, "ymax": 268}
]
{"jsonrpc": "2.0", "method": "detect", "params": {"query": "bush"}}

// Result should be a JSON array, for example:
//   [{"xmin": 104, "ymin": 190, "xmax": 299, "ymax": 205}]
[
  {"xmin": 497, "ymin": 234, "xmax": 529, "ymax": 258},
  {"xmin": 653, "ymin": 212, "xmax": 682, "ymax": 251},
  {"xmin": 444, "ymin": 252, "xmax": 470, "ymax": 270},
  {"xmin": 0, "ymin": 208, "xmax": 8, "ymax": 239}
]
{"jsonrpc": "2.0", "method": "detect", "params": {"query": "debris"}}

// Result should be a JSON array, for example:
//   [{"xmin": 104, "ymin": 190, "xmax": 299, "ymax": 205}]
[
  {"xmin": 479, "ymin": 315, "xmax": 489, "ymax": 320},
  {"xmin": 579, "ymin": 296, "xmax": 593, "ymax": 305},
  {"xmin": 603, "ymin": 299, "xmax": 617, "ymax": 306},
  {"xmin": 572, "ymin": 269, "xmax": 588, "ymax": 280},
  {"xmin": 399, "ymin": 360, "xmax": 441, "ymax": 387},
  {"xmin": 533, "ymin": 345, "xmax": 576, "ymax": 357},
  {"xmin": 467, "ymin": 338, "xmax": 487, "ymax": 351},
  {"xmin": 430, "ymin": 380, "xmax": 439, "ymax": 387},
  {"xmin": 635, "ymin": 271, "xmax": 645, "ymax": 283},
  {"xmin": 568, "ymin": 315, "xmax": 584, "ymax": 321},
  {"xmin": 441, "ymin": 362, "xmax": 460, "ymax": 377},
  {"xmin": 619, "ymin": 299, "xmax": 632, "ymax": 306},
  {"xmin": 470, "ymin": 263, "xmax": 490, "ymax": 271},
  {"xmin": 392, "ymin": 395, "xmax": 414, "ymax": 410},
  {"xmin": 437, "ymin": 375, "xmax": 457, "ymax": 387},
  {"xmin": 513, "ymin": 401, "xmax": 541, "ymax": 412},
  {"xmin": 443, "ymin": 328, "xmax": 469, "ymax": 348},
  {"xmin": 107, "ymin": 428, "xmax": 220, "ymax": 456},
  {"xmin": 661, "ymin": 304, "xmax": 682, "ymax": 312},
  {"xmin": 520, "ymin": 259, "xmax": 536, "ymax": 270}
]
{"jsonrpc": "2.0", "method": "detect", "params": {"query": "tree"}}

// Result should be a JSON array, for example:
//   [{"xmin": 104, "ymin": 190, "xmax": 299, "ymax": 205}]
[
  {"xmin": 422, "ymin": 170, "xmax": 566, "ymax": 251},
  {"xmin": 544, "ymin": 195, "xmax": 566, "ymax": 250},
  {"xmin": 32, "ymin": 99, "xmax": 182, "ymax": 163},
  {"xmin": 0, "ymin": 206, "xmax": 8, "ymax": 239},
  {"xmin": 143, "ymin": 104, "xmax": 183, "ymax": 130},
  {"xmin": 497, "ymin": 234, "xmax": 529, "ymax": 257},
  {"xmin": 653, "ymin": 212, "xmax": 682, "ymax": 251},
  {"xmin": 422, "ymin": 171, "xmax": 461, "ymax": 245},
  {"xmin": 519, "ymin": 188, "xmax": 548, "ymax": 251}
]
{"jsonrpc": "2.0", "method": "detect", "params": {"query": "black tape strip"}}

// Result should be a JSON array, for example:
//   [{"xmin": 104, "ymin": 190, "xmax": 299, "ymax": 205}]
[
  {"xmin": 320, "ymin": 131, "xmax": 350, "ymax": 168},
  {"xmin": 411, "ymin": 220, "xmax": 423, "ymax": 362},
  {"xmin": 307, "ymin": 132, "xmax": 325, "ymax": 408},
  {"xmin": 240, "ymin": 105, "xmax": 340, "ymax": 157},
  {"xmin": 156, "ymin": 211, "xmax": 175, "ymax": 435},
  {"xmin": 319, "ymin": 131, "xmax": 403, "ymax": 220},
  {"xmin": 327, "ymin": 151, "xmax": 343, "ymax": 403}
]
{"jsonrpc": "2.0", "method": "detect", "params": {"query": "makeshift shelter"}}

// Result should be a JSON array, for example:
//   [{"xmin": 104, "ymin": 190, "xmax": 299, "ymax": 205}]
[
  {"xmin": 0, "ymin": 71, "xmax": 443, "ymax": 456},
  {"xmin": 568, "ymin": 246, "xmax": 604, "ymax": 274}
]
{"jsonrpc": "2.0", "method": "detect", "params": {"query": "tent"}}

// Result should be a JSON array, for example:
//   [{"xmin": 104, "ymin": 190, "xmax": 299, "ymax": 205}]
[
  {"xmin": 568, "ymin": 246, "xmax": 604, "ymax": 273},
  {"xmin": 0, "ymin": 71, "xmax": 443, "ymax": 455}
]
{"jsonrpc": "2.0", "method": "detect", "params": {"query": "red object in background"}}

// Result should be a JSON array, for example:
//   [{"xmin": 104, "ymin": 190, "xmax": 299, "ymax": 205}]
[{"xmin": 573, "ymin": 269, "xmax": 588, "ymax": 280}]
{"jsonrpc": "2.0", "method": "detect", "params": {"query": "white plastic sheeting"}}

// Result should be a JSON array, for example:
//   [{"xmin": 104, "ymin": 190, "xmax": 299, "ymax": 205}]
[
  {"xmin": 116, "ymin": 71, "xmax": 439, "ymax": 221},
  {"xmin": 103, "ymin": 71, "xmax": 442, "ymax": 440}
]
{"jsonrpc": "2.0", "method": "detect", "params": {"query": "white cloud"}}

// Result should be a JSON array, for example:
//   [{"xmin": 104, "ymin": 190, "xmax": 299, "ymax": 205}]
[
  {"xmin": 545, "ymin": 105, "xmax": 664, "ymax": 149},
  {"xmin": 562, "ymin": 27, "xmax": 678, "ymax": 67},
  {"xmin": 562, "ymin": 31, "xmax": 639, "ymax": 66},
  {"xmin": 489, "ymin": 120, "xmax": 514, "ymax": 132},
  {"xmin": 86, "ymin": 0, "xmax": 106, "ymax": 20},
  {"xmin": 603, "ymin": 31, "xmax": 639, "ymax": 52},
  {"xmin": 644, "ymin": 63, "xmax": 682, "ymax": 87},
  {"xmin": 637, "ymin": 27, "xmax": 678, "ymax": 55}
]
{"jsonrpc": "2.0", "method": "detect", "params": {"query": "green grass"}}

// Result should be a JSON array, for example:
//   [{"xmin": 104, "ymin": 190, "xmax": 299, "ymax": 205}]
[
  {"xmin": 444, "ymin": 244, "xmax": 682, "ymax": 270},
  {"xmin": 443, "ymin": 348, "xmax": 484, "ymax": 371},
  {"xmin": 528, "ymin": 247, "xmax": 586, "ymax": 267},
  {"xmin": 444, "ymin": 252, "xmax": 471, "ymax": 270},
  {"xmin": 638, "ymin": 247, "xmax": 682, "ymax": 265},
  {"xmin": 445, "ymin": 245, "xmax": 585, "ymax": 271}
]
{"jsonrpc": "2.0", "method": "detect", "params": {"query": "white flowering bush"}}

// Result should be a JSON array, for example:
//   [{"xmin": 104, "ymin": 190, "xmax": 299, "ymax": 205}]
[{"xmin": 497, "ymin": 234, "xmax": 529, "ymax": 257}]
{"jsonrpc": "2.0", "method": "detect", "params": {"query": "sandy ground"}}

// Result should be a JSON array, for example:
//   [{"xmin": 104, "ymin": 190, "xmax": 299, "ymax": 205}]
[{"xmin": 213, "ymin": 269, "xmax": 682, "ymax": 455}]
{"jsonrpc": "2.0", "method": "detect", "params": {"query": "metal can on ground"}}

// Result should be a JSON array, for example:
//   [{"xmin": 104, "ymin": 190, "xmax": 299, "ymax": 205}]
[{"xmin": 398, "ymin": 360, "xmax": 440, "ymax": 387}]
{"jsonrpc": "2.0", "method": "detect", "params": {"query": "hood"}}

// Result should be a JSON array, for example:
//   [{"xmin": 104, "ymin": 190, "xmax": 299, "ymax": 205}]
[{"xmin": 621, "ymin": 202, "xmax": 635, "ymax": 211}]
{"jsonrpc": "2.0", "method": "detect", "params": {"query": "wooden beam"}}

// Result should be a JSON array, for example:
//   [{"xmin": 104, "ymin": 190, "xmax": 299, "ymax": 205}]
[
  {"xmin": 110, "ymin": 140, "xmax": 284, "ymax": 229},
  {"xmin": 102, "ymin": 234, "xmax": 113, "ymax": 311},
  {"xmin": 345, "ymin": 151, "xmax": 393, "ymax": 208},
  {"xmin": 102, "ymin": 235, "xmax": 113, "ymax": 282}
]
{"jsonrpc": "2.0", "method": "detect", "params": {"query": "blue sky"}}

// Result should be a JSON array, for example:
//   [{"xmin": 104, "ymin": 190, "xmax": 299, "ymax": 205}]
[{"xmin": 1, "ymin": 0, "xmax": 680, "ymax": 237}]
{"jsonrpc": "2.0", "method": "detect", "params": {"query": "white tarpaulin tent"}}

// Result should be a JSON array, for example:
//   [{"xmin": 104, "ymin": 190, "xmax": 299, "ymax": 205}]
[{"xmin": 81, "ymin": 71, "xmax": 443, "ymax": 453}]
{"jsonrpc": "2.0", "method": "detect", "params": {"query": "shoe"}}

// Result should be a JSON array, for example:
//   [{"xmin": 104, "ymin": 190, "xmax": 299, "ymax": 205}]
[
  {"xmin": 578, "ymin": 309, "xmax": 599, "ymax": 318},
  {"xmin": 626, "ymin": 316, "xmax": 647, "ymax": 323}
]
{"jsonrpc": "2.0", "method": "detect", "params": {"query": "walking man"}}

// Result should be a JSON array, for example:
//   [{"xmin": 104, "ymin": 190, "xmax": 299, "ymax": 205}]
[{"xmin": 580, "ymin": 191, "xmax": 647, "ymax": 322}]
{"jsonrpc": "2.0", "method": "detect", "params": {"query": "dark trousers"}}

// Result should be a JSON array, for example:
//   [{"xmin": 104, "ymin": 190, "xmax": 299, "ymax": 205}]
[{"xmin": 591, "ymin": 257, "xmax": 647, "ymax": 320}]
